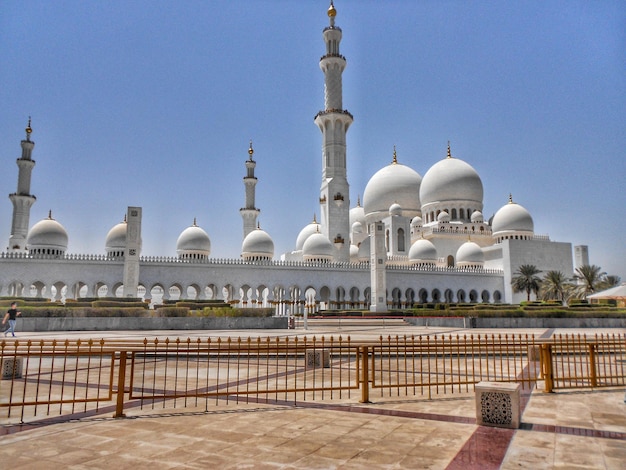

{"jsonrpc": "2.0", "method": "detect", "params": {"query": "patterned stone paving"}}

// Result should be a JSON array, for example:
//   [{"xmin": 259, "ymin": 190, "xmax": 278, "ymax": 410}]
[{"xmin": 1, "ymin": 324, "xmax": 625, "ymax": 469}]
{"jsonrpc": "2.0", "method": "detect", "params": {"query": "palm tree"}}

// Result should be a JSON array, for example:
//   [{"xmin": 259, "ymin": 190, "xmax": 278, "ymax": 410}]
[
  {"xmin": 598, "ymin": 275, "xmax": 621, "ymax": 291},
  {"xmin": 511, "ymin": 265, "xmax": 542, "ymax": 301},
  {"xmin": 573, "ymin": 264, "xmax": 606, "ymax": 299},
  {"xmin": 540, "ymin": 270, "xmax": 573, "ymax": 303}
]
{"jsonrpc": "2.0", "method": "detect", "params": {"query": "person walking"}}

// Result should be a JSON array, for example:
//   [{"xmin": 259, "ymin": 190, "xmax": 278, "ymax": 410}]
[{"xmin": 2, "ymin": 302, "xmax": 22, "ymax": 337}]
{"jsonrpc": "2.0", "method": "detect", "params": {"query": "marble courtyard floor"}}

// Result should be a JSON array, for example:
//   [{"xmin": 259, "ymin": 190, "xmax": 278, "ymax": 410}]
[{"xmin": 1, "ymin": 323, "xmax": 625, "ymax": 469}]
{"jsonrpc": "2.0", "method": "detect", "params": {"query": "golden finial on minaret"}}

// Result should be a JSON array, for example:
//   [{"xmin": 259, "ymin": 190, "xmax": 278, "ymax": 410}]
[
  {"xmin": 328, "ymin": 1, "xmax": 336, "ymax": 18},
  {"xmin": 392, "ymin": 145, "xmax": 398, "ymax": 164},
  {"xmin": 447, "ymin": 141, "xmax": 452, "ymax": 159},
  {"xmin": 328, "ymin": 1, "xmax": 336, "ymax": 27},
  {"xmin": 25, "ymin": 116, "xmax": 32, "ymax": 141},
  {"xmin": 248, "ymin": 140, "xmax": 254, "ymax": 159}
]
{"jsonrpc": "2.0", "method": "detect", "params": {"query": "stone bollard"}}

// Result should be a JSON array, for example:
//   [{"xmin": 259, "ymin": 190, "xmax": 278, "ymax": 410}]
[
  {"xmin": 475, "ymin": 381, "xmax": 521, "ymax": 429},
  {"xmin": 2, "ymin": 357, "xmax": 24, "ymax": 379},
  {"xmin": 305, "ymin": 349, "xmax": 330, "ymax": 368}
]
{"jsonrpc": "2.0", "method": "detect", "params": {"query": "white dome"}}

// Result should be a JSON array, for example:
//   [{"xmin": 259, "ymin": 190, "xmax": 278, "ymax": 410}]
[
  {"xmin": 420, "ymin": 153, "xmax": 483, "ymax": 208},
  {"xmin": 349, "ymin": 200, "xmax": 366, "ymax": 227},
  {"xmin": 105, "ymin": 219, "xmax": 127, "ymax": 251},
  {"xmin": 491, "ymin": 197, "xmax": 534, "ymax": 234},
  {"xmin": 350, "ymin": 244, "xmax": 359, "ymax": 262},
  {"xmin": 363, "ymin": 156, "xmax": 422, "ymax": 221},
  {"xmin": 389, "ymin": 202, "xmax": 402, "ymax": 216},
  {"xmin": 241, "ymin": 227, "xmax": 274, "ymax": 260},
  {"xmin": 437, "ymin": 211, "xmax": 450, "ymax": 223},
  {"xmin": 470, "ymin": 210, "xmax": 484, "ymax": 223},
  {"xmin": 27, "ymin": 213, "xmax": 68, "ymax": 253},
  {"xmin": 408, "ymin": 238, "xmax": 438, "ymax": 264},
  {"xmin": 295, "ymin": 217, "xmax": 321, "ymax": 251},
  {"xmin": 411, "ymin": 216, "xmax": 423, "ymax": 227},
  {"xmin": 302, "ymin": 232, "xmax": 334, "ymax": 261},
  {"xmin": 352, "ymin": 221, "xmax": 363, "ymax": 233},
  {"xmin": 357, "ymin": 236, "xmax": 370, "ymax": 262},
  {"xmin": 177, "ymin": 221, "xmax": 211, "ymax": 257},
  {"xmin": 456, "ymin": 240, "xmax": 484, "ymax": 266}
]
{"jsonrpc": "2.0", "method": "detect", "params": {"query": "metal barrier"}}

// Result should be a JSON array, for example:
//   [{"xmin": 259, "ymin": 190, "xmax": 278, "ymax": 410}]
[
  {"xmin": 541, "ymin": 333, "xmax": 626, "ymax": 392},
  {"xmin": 2, "ymin": 333, "xmax": 625, "ymax": 424}
]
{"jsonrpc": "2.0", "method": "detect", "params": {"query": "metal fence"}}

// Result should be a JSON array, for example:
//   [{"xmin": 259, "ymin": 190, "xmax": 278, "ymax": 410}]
[{"xmin": 1, "ymin": 333, "xmax": 625, "ymax": 424}]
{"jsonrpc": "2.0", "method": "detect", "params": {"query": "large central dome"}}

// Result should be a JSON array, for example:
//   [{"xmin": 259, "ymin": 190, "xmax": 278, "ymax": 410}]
[
  {"xmin": 420, "ymin": 148, "xmax": 483, "ymax": 209},
  {"xmin": 362, "ymin": 150, "xmax": 422, "ymax": 222}
]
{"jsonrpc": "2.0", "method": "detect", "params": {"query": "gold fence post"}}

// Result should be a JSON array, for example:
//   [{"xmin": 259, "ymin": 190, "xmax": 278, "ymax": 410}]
[
  {"xmin": 114, "ymin": 351, "xmax": 127, "ymax": 418},
  {"xmin": 360, "ymin": 346, "xmax": 370, "ymax": 403},
  {"xmin": 541, "ymin": 344, "xmax": 553, "ymax": 393},
  {"xmin": 588, "ymin": 343, "xmax": 597, "ymax": 388}
]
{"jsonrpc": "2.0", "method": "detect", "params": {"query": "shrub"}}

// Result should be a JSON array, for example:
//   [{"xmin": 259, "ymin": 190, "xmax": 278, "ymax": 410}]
[
  {"xmin": 151, "ymin": 307, "xmax": 190, "ymax": 317},
  {"xmin": 18, "ymin": 307, "xmax": 150, "ymax": 317},
  {"xmin": 199, "ymin": 307, "xmax": 274, "ymax": 318},
  {"xmin": 92, "ymin": 301, "xmax": 148, "ymax": 309}
]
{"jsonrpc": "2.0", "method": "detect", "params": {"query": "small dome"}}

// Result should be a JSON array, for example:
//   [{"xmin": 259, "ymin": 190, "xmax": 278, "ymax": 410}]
[
  {"xmin": 350, "ymin": 244, "xmax": 359, "ymax": 262},
  {"xmin": 352, "ymin": 221, "xmax": 363, "ymax": 234},
  {"xmin": 363, "ymin": 150, "xmax": 422, "ymax": 222},
  {"xmin": 302, "ymin": 232, "xmax": 334, "ymax": 262},
  {"xmin": 295, "ymin": 216, "xmax": 321, "ymax": 251},
  {"xmin": 242, "ymin": 226, "xmax": 274, "ymax": 260},
  {"xmin": 408, "ymin": 238, "xmax": 438, "ymax": 264},
  {"xmin": 389, "ymin": 202, "xmax": 402, "ymax": 216},
  {"xmin": 357, "ymin": 236, "xmax": 370, "ymax": 262},
  {"xmin": 420, "ymin": 147, "xmax": 483, "ymax": 208},
  {"xmin": 177, "ymin": 220, "xmax": 211, "ymax": 258},
  {"xmin": 105, "ymin": 218, "xmax": 127, "ymax": 252},
  {"xmin": 456, "ymin": 240, "xmax": 484, "ymax": 266},
  {"xmin": 470, "ymin": 210, "xmax": 484, "ymax": 223},
  {"xmin": 27, "ymin": 212, "xmax": 69, "ymax": 254},
  {"xmin": 491, "ymin": 196, "xmax": 534, "ymax": 235},
  {"xmin": 411, "ymin": 216, "xmax": 423, "ymax": 227},
  {"xmin": 349, "ymin": 199, "xmax": 366, "ymax": 227},
  {"xmin": 437, "ymin": 211, "xmax": 450, "ymax": 223}
]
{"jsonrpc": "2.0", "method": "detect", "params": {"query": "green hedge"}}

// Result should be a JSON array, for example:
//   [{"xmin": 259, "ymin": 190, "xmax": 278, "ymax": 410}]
[
  {"xmin": 199, "ymin": 307, "xmax": 274, "ymax": 318},
  {"xmin": 91, "ymin": 301, "xmax": 148, "ymax": 309},
  {"xmin": 16, "ymin": 307, "xmax": 151, "ymax": 317},
  {"xmin": 151, "ymin": 307, "xmax": 190, "ymax": 317}
]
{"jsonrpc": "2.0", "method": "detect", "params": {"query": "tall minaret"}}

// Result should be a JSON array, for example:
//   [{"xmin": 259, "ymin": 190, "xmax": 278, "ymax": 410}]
[
  {"xmin": 314, "ymin": 1, "xmax": 352, "ymax": 262},
  {"xmin": 8, "ymin": 118, "xmax": 37, "ymax": 252},
  {"xmin": 240, "ymin": 141, "xmax": 260, "ymax": 240}
]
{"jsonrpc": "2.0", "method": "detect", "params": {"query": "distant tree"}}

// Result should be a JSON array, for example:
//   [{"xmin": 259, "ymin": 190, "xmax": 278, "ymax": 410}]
[
  {"xmin": 540, "ymin": 270, "xmax": 573, "ymax": 303},
  {"xmin": 573, "ymin": 264, "xmax": 606, "ymax": 299},
  {"xmin": 512, "ymin": 265, "xmax": 542, "ymax": 302},
  {"xmin": 598, "ymin": 275, "xmax": 621, "ymax": 291}
]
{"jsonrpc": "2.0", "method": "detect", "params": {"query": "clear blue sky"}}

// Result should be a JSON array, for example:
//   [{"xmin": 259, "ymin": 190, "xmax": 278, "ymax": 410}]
[{"xmin": 1, "ymin": 1, "xmax": 624, "ymax": 279}]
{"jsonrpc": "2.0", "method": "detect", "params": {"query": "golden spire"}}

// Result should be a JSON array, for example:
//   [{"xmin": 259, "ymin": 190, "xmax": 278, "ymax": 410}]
[
  {"xmin": 193, "ymin": 217, "xmax": 197, "ymax": 226},
  {"xmin": 257, "ymin": 222, "xmax": 261, "ymax": 229},
  {"xmin": 357, "ymin": 195, "xmax": 361, "ymax": 207},
  {"xmin": 508, "ymin": 193, "xmax": 514, "ymax": 204},
  {"xmin": 447, "ymin": 141, "xmax": 452, "ymax": 159},
  {"xmin": 248, "ymin": 140, "xmax": 254, "ymax": 160},
  {"xmin": 313, "ymin": 213, "xmax": 318, "ymax": 224},
  {"xmin": 392, "ymin": 145, "xmax": 398, "ymax": 164},
  {"xmin": 47, "ymin": 209, "xmax": 53, "ymax": 219},
  {"xmin": 25, "ymin": 116, "xmax": 32, "ymax": 141},
  {"xmin": 123, "ymin": 214, "xmax": 127, "ymax": 223},
  {"xmin": 328, "ymin": 1, "xmax": 336, "ymax": 18}
]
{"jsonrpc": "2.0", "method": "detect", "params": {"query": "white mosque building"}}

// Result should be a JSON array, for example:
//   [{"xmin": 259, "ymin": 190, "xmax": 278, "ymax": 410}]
[{"xmin": 0, "ymin": 3, "xmax": 578, "ymax": 312}]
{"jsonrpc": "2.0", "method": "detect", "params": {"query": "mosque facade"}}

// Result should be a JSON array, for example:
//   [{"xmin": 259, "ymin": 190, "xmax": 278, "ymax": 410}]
[{"xmin": 0, "ymin": 3, "xmax": 577, "ymax": 312}]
